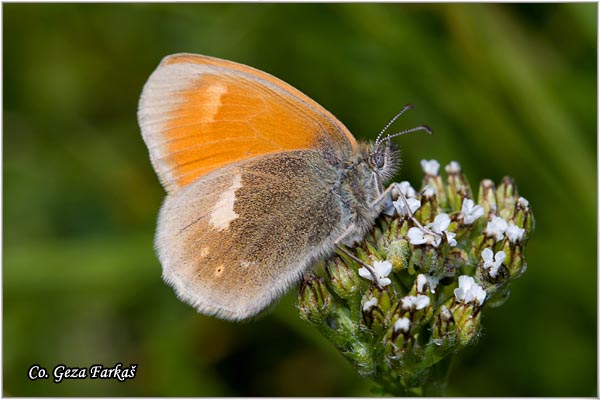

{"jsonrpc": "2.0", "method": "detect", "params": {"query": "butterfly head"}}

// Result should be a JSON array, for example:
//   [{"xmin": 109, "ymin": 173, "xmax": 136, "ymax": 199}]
[
  {"xmin": 365, "ymin": 139, "xmax": 401, "ymax": 184},
  {"xmin": 353, "ymin": 106, "xmax": 432, "ymax": 196},
  {"xmin": 365, "ymin": 104, "xmax": 433, "ymax": 187}
]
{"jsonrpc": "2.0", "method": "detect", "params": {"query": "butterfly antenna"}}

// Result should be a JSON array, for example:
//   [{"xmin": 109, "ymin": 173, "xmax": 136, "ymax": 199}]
[
  {"xmin": 381, "ymin": 125, "xmax": 433, "ymax": 144},
  {"xmin": 374, "ymin": 104, "xmax": 414, "ymax": 148}
]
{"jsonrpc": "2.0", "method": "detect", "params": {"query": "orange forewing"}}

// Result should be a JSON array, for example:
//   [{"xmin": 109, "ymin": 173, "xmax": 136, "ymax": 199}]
[{"xmin": 140, "ymin": 54, "xmax": 357, "ymax": 191}]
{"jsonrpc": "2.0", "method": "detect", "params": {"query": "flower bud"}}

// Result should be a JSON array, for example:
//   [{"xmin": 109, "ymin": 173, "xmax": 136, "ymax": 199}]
[
  {"xmin": 469, "ymin": 233, "xmax": 487, "ymax": 261},
  {"xmin": 443, "ymin": 248, "xmax": 467, "ymax": 280},
  {"xmin": 508, "ymin": 245, "xmax": 526, "ymax": 278},
  {"xmin": 387, "ymin": 238, "xmax": 410, "ymax": 272},
  {"xmin": 370, "ymin": 286, "xmax": 394, "ymax": 313},
  {"xmin": 450, "ymin": 303, "xmax": 482, "ymax": 346},
  {"xmin": 397, "ymin": 293, "xmax": 434, "ymax": 327},
  {"xmin": 385, "ymin": 218, "xmax": 400, "ymax": 240},
  {"xmin": 445, "ymin": 161, "xmax": 473, "ymax": 212},
  {"xmin": 361, "ymin": 298, "xmax": 386, "ymax": 333},
  {"xmin": 513, "ymin": 196, "xmax": 534, "ymax": 237},
  {"xmin": 415, "ymin": 186, "xmax": 437, "ymax": 224},
  {"xmin": 477, "ymin": 179, "xmax": 497, "ymax": 216},
  {"xmin": 450, "ymin": 276, "xmax": 485, "ymax": 345},
  {"xmin": 421, "ymin": 159, "xmax": 447, "ymax": 210},
  {"xmin": 424, "ymin": 176, "xmax": 447, "ymax": 210},
  {"xmin": 383, "ymin": 316, "xmax": 412, "ymax": 359},
  {"xmin": 385, "ymin": 218, "xmax": 410, "ymax": 242},
  {"xmin": 431, "ymin": 305, "xmax": 456, "ymax": 344},
  {"xmin": 424, "ymin": 246, "xmax": 441, "ymax": 275},
  {"xmin": 326, "ymin": 258, "xmax": 361, "ymax": 299},
  {"xmin": 361, "ymin": 286, "xmax": 394, "ymax": 332},
  {"xmin": 497, "ymin": 231, "xmax": 527, "ymax": 280},
  {"xmin": 496, "ymin": 176, "xmax": 517, "ymax": 220},
  {"xmin": 407, "ymin": 247, "xmax": 423, "ymax": 275},
  {"xmin": 297, "ymin": 274, "xmax": 332, "ymax": 323},
  {"xmin": 408, "ymin": 246, "xmax": 440, "ymax": 276}
]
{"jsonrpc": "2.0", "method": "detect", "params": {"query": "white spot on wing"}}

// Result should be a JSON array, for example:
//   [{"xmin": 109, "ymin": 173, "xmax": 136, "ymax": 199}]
[
  {"xmin": 241, "ymin": 260, "xmax": 258, "ymax": 268},
  {"xmin": 203, "ymin": 83, "xmax": 228, "ymax": 123},
  {"xmin": 209, "ymin": 175, "xmax": 242, "ymax": 231}
]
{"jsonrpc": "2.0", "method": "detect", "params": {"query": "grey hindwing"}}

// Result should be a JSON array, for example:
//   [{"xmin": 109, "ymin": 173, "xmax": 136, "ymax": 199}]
[{"xmin": 155, "ymin": 150, "xmax": 344, "ymax": 320}]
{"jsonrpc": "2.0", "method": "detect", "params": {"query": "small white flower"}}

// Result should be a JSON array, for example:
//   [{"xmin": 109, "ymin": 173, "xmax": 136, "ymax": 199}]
[
  {"xmin": 363, "ymin": 297, "xmax": 378, "ymax": 312},
  {"xmin": 407, "ymin": 227, "xmax": 428, "ymax": 245},
  {"xmin": 407, "ymin": 227, "xmax": 442, "ymax": 247},
  {"xmin": 397, "ymin": 181, "xmax": 417, "ymax": 198},
  {"xmin": 426, "ymin": 214, "xmax": 448, "ymax": 234},
  {"xmin": 430, "ymin": 213, "xmax": 451, "ymax": 234},
  {"xmin": 506, "ymin": 222, "xmax": 525, "ymax": 243},
  {"xmin": 481, "ymin": 248, "xmax": 506, "ymax": 278},
  {"xmin": 414, "ymin": 295, "xmax": 431, "ymax": 310},
  {"xmin": 401, "ymin": 295, "xmax": 430, "ymax": 310},
  {"xmin": 416, "ymin": 274, "xmax": 441, "ymax": 296},
  {"xmin": 422, "ymin": 185, "xmax": 436, "ymax": 198},
  {"xmin": 445, "ymin": 161, "xmax": 461, "ymax": 174},
  {"xmin": 401, "ymin": 296, "xmax": 416, "ymax": 309},
  {"xmin": 445, "ymin": 231, "xmax": 457, "ymax": 247},
  {"xmin": 416, "ymin": 274, "xmax": 427, "ymax": 293},
  {"xmin": 421, "ymin": 159, "xmax": 440, "ymax": 176},
  {"xmin": 394, "ymin": 317, "xmax": 411, "ymax": 333},
  {"xmin": 518, "ymin": 197, "xmax": 529, "ymax": 208},
  {"xmin": 485, "ymin": 216, "xmax": 508, "ymax": 241},
  {"xmin": 358, "ymin": 260, "xmax": 392, "ymax": 287},
  {"xmin": 393, "ymin": 197, "xmax": 421, "ymax": 216},
  {"xmin": 440, "ymin": 305, "xmax": 452, "ymax": 320},
  {"xmin": 382, "ymin": 196, "xmax": 396, "ymax": 216},
  {"xmin": 461, "ymin": 198, "xmax": 484, "ymax": 225},
  {"xmin": 408, "ymin": 213, "xmax": 455, "ymax": 248},
  {"xmin": 426, "ymin": 275, "xmax": 439, "ymax": 293},
  {"xmin": 454, "ymin": 275, "xmax": 486, "ymax": 306},
  {"xmin": 383, "ymin": 182, "xmax": 420, "ymax": 216}
]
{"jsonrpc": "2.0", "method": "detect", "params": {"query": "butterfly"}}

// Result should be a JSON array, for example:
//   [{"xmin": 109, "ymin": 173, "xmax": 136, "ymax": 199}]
[{"xmin": 138, "ymin": 53, "xmax": 430, "ymax": 320}]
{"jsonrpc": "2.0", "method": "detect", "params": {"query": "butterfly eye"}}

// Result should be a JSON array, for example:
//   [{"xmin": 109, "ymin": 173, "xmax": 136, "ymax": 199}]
[{"xmin": 373, "ymin": 152, "xmax": 385, "ymax": 169}]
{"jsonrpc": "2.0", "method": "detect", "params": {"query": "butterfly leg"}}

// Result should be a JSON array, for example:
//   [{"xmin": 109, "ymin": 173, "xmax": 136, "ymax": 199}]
[
  {"xmin": 370, "ymin": 183, "xmax": 440, "ymax": 237},
  {"xmin": 334, "ymin": 226, "xmax": 383, "ymax": 289}
]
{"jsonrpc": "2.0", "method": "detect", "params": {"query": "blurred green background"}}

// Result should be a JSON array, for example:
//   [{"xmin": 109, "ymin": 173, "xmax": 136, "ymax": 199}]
[{"xmin": 4, "ymin": 3, "xmax": 596, "ymax": 396}]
